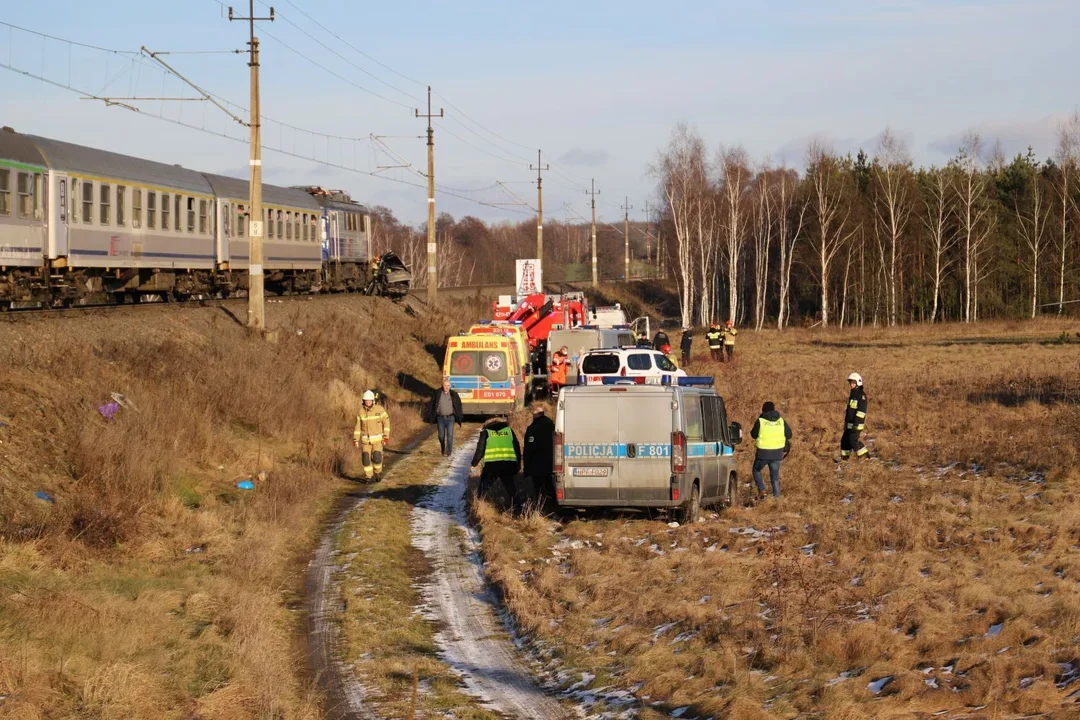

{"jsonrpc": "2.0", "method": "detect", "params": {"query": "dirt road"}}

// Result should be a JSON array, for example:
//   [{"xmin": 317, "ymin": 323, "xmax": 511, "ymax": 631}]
[{"xmin": 412, "ymin": 443, "xmax": 574, "ymax": 719}]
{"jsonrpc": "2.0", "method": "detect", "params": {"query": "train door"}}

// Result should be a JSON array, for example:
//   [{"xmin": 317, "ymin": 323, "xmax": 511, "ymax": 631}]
[
  {"xmin": 216, "ymin": 199, "xmax": 231, "ymax": 265},
  {"xmin": 48, "ymin": 173, "xmax": 68, "ymax": 260}
]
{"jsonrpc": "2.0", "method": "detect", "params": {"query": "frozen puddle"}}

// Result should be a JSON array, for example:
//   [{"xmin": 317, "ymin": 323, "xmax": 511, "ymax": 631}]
[{"xmin": 411, "ymin": 442, "xmax": 572, "ymax": 719}]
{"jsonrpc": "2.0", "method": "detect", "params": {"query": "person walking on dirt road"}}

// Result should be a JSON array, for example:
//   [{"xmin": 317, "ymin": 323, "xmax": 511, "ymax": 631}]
[
  {"xmin": 750, "ymin": 401, "xmax": 792, "ymax": 499},
  {"xmin": 523, "ymin": 407, "xmax": 556, "ymax": 501},
  {"xmin": 471, "ymin": 417, "xmax": 522, "ymax": 512},
  {"xmin": 705, "ymin": 322, "xmax": 723, "ymax": 362},
  {"xmin": 679, "ymin": 327, "xmax": 693, "ymax": 366},
  {"xmin": 354, "ymin": 390, "xmax": 390, "ymax": 482},
  {"xmin": 840, "ymin": 372, "xmax": 869, "ymax": 460},
  {"xmin": 428, "ymin": 378, "xmax": 463, "ymax": 457}
]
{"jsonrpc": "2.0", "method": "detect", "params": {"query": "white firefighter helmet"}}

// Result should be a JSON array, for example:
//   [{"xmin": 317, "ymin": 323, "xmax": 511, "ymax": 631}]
[
  {"xmin": 362, "ymin": 390, "xmax": 376, "ymax": 402},
  {"xmin": 847, "ymin": 372, "xmax": 863, "ymax": 387}
]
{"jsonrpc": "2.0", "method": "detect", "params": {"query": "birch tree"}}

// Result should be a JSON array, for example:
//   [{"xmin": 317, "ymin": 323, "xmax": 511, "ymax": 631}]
[
  {"xmin": 653, "ymin": 123, "xmax": 707, "ymax": 327},
  {"xmin": 921, "ymin": 167, "xmax": 956, "ymax": 323},
  {"xmin": 751, "ymin": 166, "xmax": 776, "ymax": 330},
  {"xmin": 806, "ymin": 140, "xmax": 854, "ymax": 327},
  {"xmin": 717, "ymin": 146, "xmax": 751, "ymax": 324},
  {"xmin": 775, "ymin": 168, "xmax": 805, "ymax": 329},
  {"xmin": 1014, "ymin": 155, "xmax": 1052, "ymax": 317},
  {"xmin": 873, "ymin": 129, "xmax": 914, "ymax": 326},
  {"xmin": 950, "ymin": 132, "xmax": 996, "ymax": 323},
  {"xmin": 1054, "ymin": 113, "xmax": 1080, "ymax": 314}
]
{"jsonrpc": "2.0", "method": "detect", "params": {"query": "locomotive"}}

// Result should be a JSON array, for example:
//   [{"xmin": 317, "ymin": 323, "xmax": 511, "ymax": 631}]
[{"xmin": 0, "ymin": 126, "xmax": 411, "ymax": 308}]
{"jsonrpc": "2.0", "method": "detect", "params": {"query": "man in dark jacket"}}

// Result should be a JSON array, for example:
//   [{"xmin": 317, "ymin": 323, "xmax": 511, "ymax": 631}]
[
  {"xmin": 428, "ymin": 378, "xmax": 463, "ymax": 456},
  {"xmin": 470, "ymin": 417, "xmax": 522, "ymax": 511},
  {"xmin": 679, "ymin": 327, "xmax": 693, "ymax": 366},
  {"xmin": 652, "ymin": 329, "xmax": 670, "ymax": 351},
  {"xmin": 523, "ymin": 408, "xmax": 556, "ymax": 501},
  {"xmin": 750, "ymin": 401, "xmax": 792, "ymax": 499}
]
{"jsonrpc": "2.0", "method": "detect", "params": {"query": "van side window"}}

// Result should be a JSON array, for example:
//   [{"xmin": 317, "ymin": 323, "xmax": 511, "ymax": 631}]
[
  {"xmin": 701, "ymin": 396, "xmax": 724, "ymax": 442},
  {"xmin": 684, "ymin": 397, "xmax": 703, "ymax": 441},
  {"xmin": 655, "ymin": 353, "xmax": 678, "ymax": 372},
  {"xmin": 627, "ymin": 353, "xmax": 653, "ymax": 371}
]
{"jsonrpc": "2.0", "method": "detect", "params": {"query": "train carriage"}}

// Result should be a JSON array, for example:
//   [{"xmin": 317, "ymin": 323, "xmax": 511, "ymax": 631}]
[
  {"xmin": 297, "ymin": 186, "xmax": 371, "ymax": 292},
  {"xmin": 201, "ymin": 174, "xmax": 323, "ymax": 295},
  {"xmin": 0, "ymin": 127, "xmax": 48, "ymax": 306},
  {"xmin": 27, "ymin": 133, "xmax": 218, "ymax": 302}
]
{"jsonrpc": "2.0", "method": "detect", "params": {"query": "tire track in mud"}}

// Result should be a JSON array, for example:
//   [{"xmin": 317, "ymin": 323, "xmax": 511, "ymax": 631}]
[{"xmin": 412, "ymin": 442, "xmax": 574, "ymax": 720}]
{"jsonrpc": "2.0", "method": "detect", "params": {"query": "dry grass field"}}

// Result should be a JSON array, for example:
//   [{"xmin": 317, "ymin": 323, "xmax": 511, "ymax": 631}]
[
  {"xmin": 478, "ymin": 317, "xmax": 1080, "ymax": 719},
  {"xmin": 0, "ymin": 295, "xmax": 483, "ymax": 719}
]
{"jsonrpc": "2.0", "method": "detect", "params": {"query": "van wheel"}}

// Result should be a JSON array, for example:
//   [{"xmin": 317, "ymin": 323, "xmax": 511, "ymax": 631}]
[{"xmin": 679, "ymin": 483, "xmax": 701, "ymax": 525}]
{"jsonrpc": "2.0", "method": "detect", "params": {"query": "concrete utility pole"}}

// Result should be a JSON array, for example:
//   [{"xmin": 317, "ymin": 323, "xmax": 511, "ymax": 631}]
[
  {"xmin": 586, "ymin": 179, "xmax": 600, "ymax": 286},
  {"xmin": 229, "ymin": 0, "xmax": 274, "ymax": 331},
  {"xmin": 642, "ymin": 201, "xmax": 651, "ymax": 267},
  {"xmin": 530, "ymin": 150, "xmax": 548, "ymax": 262},
  {"xmin": 621, "ymin": 196, "xmax": 633, "ymax": 281},
  {"xmin": 416, "ymin": 86, "xmax": 443, "ymax": 304}
]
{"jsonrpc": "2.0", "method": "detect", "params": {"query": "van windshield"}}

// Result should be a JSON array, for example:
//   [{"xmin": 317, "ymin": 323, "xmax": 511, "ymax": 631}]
[
  {"xmin": 449, "ymin": 350, "xmax": 509, "ymax": 381},
  {"xmin": 581, "ymin": 354, "xmax": 621, "ymax": 374}
]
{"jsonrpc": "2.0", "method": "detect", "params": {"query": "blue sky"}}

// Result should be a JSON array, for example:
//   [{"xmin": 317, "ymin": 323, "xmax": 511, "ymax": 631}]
[{"xmin": 2, "ymin": 0, "xmax": 1077, "ymax": 224}]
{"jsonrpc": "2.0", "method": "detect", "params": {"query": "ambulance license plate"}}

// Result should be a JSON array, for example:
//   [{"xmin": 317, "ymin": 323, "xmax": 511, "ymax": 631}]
[{"xmin": 572, "ymin": 466, "xmax": 610, "ymax": 477}]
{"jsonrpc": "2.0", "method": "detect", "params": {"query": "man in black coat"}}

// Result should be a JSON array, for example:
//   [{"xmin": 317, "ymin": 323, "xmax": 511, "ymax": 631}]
[
  {"xmin": 523, "ymin": 408, "xmax": 556, "ymax": 501},
  {"xmin": 428, "ymin": 378, "xmax": 463, "ymax": 456},
  {"xmin": 679, "ymin": 327, "xmax": 693, "ymax": 366}
]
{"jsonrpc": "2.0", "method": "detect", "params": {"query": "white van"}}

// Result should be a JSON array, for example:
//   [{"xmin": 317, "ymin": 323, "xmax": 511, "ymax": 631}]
[
  {"xmin": 554, "ymin": 378, "xmax": 743, "ymax": 522},
  {"xmin": 579, "ymin": 347, "xmax": 686, "ymax": 385},
  {"xmin": 547, "ymin": 326, "xmax": 637, "ymax": 386}
]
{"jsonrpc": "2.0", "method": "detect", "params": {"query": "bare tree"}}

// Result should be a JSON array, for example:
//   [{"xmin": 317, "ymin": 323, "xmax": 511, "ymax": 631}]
[
  {"xmin": 1054, "ymin": 112, "xmax": 1080, "ymax": 314},
  {"xmin": 873, "ymin": 129, "xmax": 914, "ymax": 326},
  {"xmin": 1014, "ymin": 154, "xmax": 1052, "ymax": 318},
  {"xmin": 717, "ymin": 146, "xmax": 751, "ymax": 324},
  {"xmin": 653, "ymin": 123, "xmax": 707, "ymax": 327},
  {"xmin": 922, "ymin": 167, "xmax": 956, "ymax": 323},
  {"xmin": 950, "ymin": 132, "xmax": 996, "ymax": 323},
  {"xmin": 806, "ymin": 140, "xmax": 855, "ymax": 327},
  {"xmin": 751, "ymin": 165, "xmax": 776, "ymax": 330},
  {"xmin": 775, "ymin": 168, "xmax": 805, "ymax": 329}
]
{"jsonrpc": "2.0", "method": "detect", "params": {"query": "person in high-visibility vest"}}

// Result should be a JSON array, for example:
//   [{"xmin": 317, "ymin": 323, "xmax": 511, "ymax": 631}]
[
  {"xmin": 750, "ymin": 401, "xmax": 792, "ymax": 499},
  {"xmin": 470, "ymin": 417, "xmax": 522, "ymax": 512},
  {"xmin": 721, "ymin": 320, "xmax": 738, "ymax": 362},
  {"xmin": 353, "ymin": 390, "xmax": 390, "ymax": 482},
  {"xmin": 840, "ymin": 372, "xmax": 869, "ymax": 460},
  {"xmin": 705, "ymin": 323, "xmax": 723, "ymax": 362}
]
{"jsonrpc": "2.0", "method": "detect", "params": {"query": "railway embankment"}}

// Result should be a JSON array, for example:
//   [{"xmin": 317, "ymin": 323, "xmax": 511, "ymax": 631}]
[{"xmin": 0, "ymin": 294, "xmax": 481, "ymax": 718}]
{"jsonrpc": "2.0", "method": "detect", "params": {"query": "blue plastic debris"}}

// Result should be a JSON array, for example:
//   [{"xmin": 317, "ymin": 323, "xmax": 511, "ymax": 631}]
[
  {"xmin": 236, "ymin": 480, "xmax": 255, "ymax": 490},
  {"xmin": 34, "ymin": 490, "xmax": 55, "ymax": 504},
  {"xmin": 98, "ymin": 402, "xmax": 120, "ymax": 420}
]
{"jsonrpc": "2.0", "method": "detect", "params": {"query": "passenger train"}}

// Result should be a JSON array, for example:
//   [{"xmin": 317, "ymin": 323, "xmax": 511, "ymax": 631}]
[{"xmin": 0, "ymin": 126, "xmax": 390, "ymax": 308}]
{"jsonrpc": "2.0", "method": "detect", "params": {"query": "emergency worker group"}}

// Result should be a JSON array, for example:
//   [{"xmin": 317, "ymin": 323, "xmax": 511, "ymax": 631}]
[{"xmin": 353, "ymin": 319, "xmax": 871, "ymax": 510}]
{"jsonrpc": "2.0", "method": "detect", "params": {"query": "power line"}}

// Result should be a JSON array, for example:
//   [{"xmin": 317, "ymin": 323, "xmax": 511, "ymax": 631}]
[
  {"xmin": 435, "ymin": 120, "xmax": 529, "ymax": 168},
  {"xmin": 0, "ymin": 20, "xmax": 137, "ymax": 56}
]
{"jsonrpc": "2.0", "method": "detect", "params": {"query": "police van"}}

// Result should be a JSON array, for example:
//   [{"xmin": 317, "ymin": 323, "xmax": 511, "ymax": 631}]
[{"xmin": 553, "ymin": 377, "xmax": 742, "ymax": 522}]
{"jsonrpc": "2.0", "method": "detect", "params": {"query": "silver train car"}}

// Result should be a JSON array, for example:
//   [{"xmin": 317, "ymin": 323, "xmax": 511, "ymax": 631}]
[{"xmin": 0, "ymin": 126, "xmax": 388, "ymax": 307}]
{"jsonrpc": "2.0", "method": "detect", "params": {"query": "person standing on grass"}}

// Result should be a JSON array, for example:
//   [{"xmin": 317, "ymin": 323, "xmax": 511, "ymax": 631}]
[
  {"xmin": 523, "ymin": 407, "xmax": 556, "ymax": 502},
  {"xmin": 428, "ymin": 378, "xmax": 463, "ymax": 457},
  {"xmin": 470, "ymin": 416, "xmax": 522, "ymax": 512},
  {"xmin": 840, "ymin": 372, "xmax": 869, "ymax": 460},
  {"xmin": 679, "ymin": 327, "xmax": 693, "ymax": 366},
  {"xmin": 751, "ymin": 402, "xmax": 791, "ymax": 499},
  {"xmin": 705, "ymin": 322, "xmax": 723, "ymax": 362},
  {"xmin": 721, "ymin": 320, "xmax": 738, "ymax": 362},
  {"xmin": 353, "ymin": 390, "xmax": 390, "ymax": 482}
]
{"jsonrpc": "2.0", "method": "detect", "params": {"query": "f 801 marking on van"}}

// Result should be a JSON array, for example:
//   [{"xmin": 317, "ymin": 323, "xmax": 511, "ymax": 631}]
[{"xmin": 565, "ymin": 443, "xmax": 671, "ymax": 459}]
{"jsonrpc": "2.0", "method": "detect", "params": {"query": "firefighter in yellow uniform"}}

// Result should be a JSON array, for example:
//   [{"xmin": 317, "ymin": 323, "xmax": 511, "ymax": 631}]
[
  {"xmin": 353, "ymin": 390, "xmax": 390, "ymax": 481},
  {"xmin": 722, "ymin": 320, "xmax": 738, "ymax": 362}
]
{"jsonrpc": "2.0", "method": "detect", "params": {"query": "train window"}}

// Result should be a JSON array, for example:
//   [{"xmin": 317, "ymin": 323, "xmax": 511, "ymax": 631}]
[
  {"xmin": 133, "ymin": 189, "xmax": 142, "ymax": 229},
  {"xmin": 0, "ymin": 169, "xmax": 9, "ymax": 216},
  {"xmin": 116, "ymin": 186, "xmax": 126, "ymax": 227},
  {"xmin": 311, "ymin": 214, "xmax": 319, "ymax": 241},
  {"xmin": 236, "ymin": 204, "xmax": 246, "ymax": 236},
  {"xmin": 174, "ymin": 194, "xmax": 182, "ymax": 232},
  {"xmin": 198, "ymin": 199, "xmax": 208, "ymax": 234},
  {"xmin": 161, "ymin": 192, "xmax": 170, "ymax": 230},
  {"xmin": 16, "ymin": 172, "xmax": 31, "ymax": 218},
  {"xmin": 99, "ymin": 183, "xmax": 111, "ymax": 225},
  {"xmin": 69, "ymin": 178, "xmax": 78, "ymax": 222},
  {"xmin": 147, "ymin": 192, "xmax": 156, "ymax": 229},
  {"xmin": 266, "ymin": 208, "xmax": 274, "ymax": 239},
  {"xmin": 222, "ymin": 202, "xmax": 229, "ymax": 235},
  {"xmin": 82, "ymin": 181, "xmax": 93, "ymax": 224},
  {"xmin": 276, "ymin": 210, "xmax": 283, "ymax": 239},
  {"xmin": 285, "ymin": 211, "xmax": 292, "ymax": 240},
  {"xmin": 293, "ymin": 212, "xmax": 299, "ymax": 241},
  {"xmin": 185, "ymin": 197, "xmax": 195, "ymax": 233}
]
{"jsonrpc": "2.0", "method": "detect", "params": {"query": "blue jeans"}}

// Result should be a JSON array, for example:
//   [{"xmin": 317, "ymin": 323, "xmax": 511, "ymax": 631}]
[
  {"xmin": 437, "ymin": 415, "xmax": 455, "ymax": 454},
  {"xmin": 753, "ymin": 458, "xmax": 781, "ymax": 497}
]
